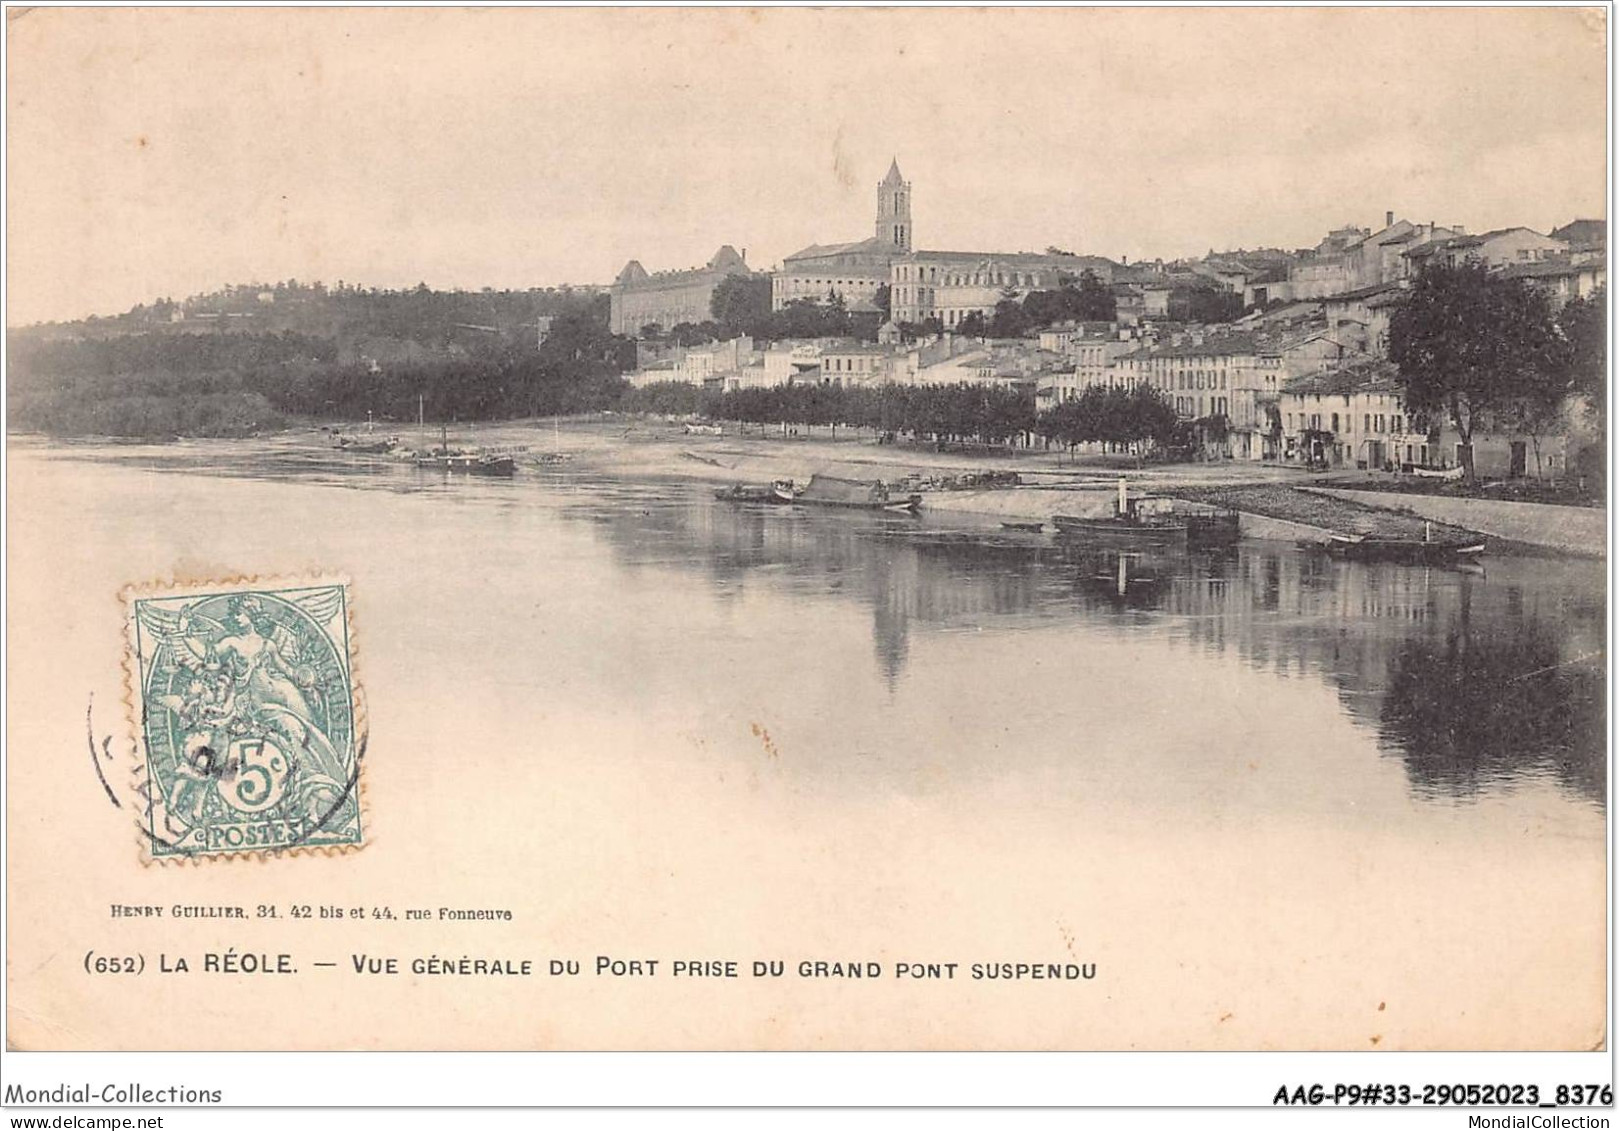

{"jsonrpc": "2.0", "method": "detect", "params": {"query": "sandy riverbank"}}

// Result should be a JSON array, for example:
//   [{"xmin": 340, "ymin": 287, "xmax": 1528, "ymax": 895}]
[
  {"xmin": 191, "ymin": 418, "xmax": 1606, "ymax": 551},
  {"xmin": 308, "ymin": 415, "xmax": 1321, "ymax": 523}
]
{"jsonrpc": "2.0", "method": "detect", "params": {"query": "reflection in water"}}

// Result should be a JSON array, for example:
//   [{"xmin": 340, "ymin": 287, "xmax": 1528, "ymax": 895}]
[
  {"xmin": 35, "ymin": 439, "xmax": 1606, "ymax": 812},
  {"xmin": 1382, "ymin": 625, "xmax": 1605, "ymax": 804},
  {"xmin": 571, "ymin": 486, "xmax": 1605, "ymax": 809}
]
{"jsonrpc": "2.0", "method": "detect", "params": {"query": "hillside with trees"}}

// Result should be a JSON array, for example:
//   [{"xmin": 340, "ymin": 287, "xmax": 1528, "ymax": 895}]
[
  {"xmin": 8, "ymin": 283, "xmax": 631, "ymax": 437},
  {"xmin": 11, "ymin": 268, "xmax": 1256, "ymax": 440}
]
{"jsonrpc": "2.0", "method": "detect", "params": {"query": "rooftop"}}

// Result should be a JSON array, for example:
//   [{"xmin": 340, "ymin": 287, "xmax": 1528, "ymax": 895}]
[
  {"xmin": 822, "ymin": 344, "xmax": 898, "ymax": 357},
  {"xmin": 1379, "ymin": 229, "xmax": 1423, "ymax": 245},
  {"xmin": 782, "ymin": 236, "xmax": 891, "ymax": 263},
  {"xmin": 1498, "ymin": 257, "xmax": 1602, "ymax": 280},
  {"xmin": 616, "ymin": 245, "xmax": 750, "ymax": 287},
  {"xmin": 903, "ymin": 250, "xmax": 1116, "ymax": 269},
  {"xmin": 1147, "ymin": 332, "xmax": 1273, "ymax": 360},
  {"xmin": 1551, "ymin": 218, "xmax": 1606, "ymax": 246},
  {"xmin": 1408, "ymin": 228, "xmax": 1556, "ymax": 257},
  {"xmin": 1320, "ymin": 281, "xmax": 1404, "ymax": 303},
  {"xmin": 1282, "ymin": 361, "xmax": 1400, "ymax": 397}
]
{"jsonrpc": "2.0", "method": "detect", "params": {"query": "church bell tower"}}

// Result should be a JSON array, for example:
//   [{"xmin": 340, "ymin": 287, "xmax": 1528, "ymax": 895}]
[{"xmin": 876, "ymin": 158, "xmax": 911, "ymax": 251}]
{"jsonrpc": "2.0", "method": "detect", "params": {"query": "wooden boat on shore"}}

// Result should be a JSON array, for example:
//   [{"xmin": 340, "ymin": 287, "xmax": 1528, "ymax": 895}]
[
  {"xmin": 415, "ymin": 450, "xmax": 518, "ymax": 476},
  {"xmin": 335, "ymin": 436, "xmax": 398, "ymax": 454},
  {"xmin": 1051, "ymin": 513, "xmax": 1187, "ymax": 541},
  {"xmin": 1324, "ymin": 531, "xmax": 1485, "ymax": 564},
  {"xmin": 1052, "ymin": 477, "xmax": 1238, "ymax": 546},
  {"xmin": 793, "ymin": 474, "xmax": 922, "ymax": 513},
  {"xmin": 332, "ymin": 414, "xmax": 397, "ymax": 454},
  {"xmin": 411, "ymin": 413, "xmax": 520, "ymax": 476},
  {"xmin": 414, "ymin": 436, "xmax": 519, "ymax": 475},
  {"xmin": 714, "ymin": 480, "xmax": 796, "ymax": 504},
  {"xmin": 1051, "ymin": 511, "xmax": 1239, "ymax": 546}
]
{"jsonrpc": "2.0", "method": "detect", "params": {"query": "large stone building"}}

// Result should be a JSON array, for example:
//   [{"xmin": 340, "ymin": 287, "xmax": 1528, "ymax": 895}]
[
  {"xmin": 889, "ymin": 250, "xmax": 1115, "ymax": 327},
  {"xmin": 773, "ymin": 157, "xmax": 1118, "ymax": 328},
  {"xmin": 1402, "ymin": 226, "xmax": 1569, "ymax": 273},
  {"xmin": 1279, "ymin": 362, "xmax": 1430, "ymax": 470},
  {"xmin": 1287, "ymin": 215, "xmax": 1462, "ymax": 300},
  {"xmin": 609, "ymin": 245, "xmax": 753, "ymax": 336},
  {"xmin": 772, "ymin": 159, "xmax": 913, "ymax": 312},
  {"xmin": 1114, "ymin": 332, "xmax": 1286, "ymax": 459}
]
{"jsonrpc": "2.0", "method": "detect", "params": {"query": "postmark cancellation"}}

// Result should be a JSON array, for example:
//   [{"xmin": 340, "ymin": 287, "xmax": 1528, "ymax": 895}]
[{"xmin": 122, "ymin": 577, "xmax": 365, "ymax": 861}]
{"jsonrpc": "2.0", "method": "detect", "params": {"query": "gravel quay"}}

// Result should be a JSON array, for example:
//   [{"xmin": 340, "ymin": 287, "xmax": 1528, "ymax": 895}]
[{"xmin": 1168, "ymin": 484, "xmax": 1481, "ymax": 541}]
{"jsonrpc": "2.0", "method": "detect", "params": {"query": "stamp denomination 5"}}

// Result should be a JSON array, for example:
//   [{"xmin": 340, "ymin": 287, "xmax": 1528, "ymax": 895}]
[{"xmin": 123, "ymin": 577, "xmax": 365, "ymax": 861}]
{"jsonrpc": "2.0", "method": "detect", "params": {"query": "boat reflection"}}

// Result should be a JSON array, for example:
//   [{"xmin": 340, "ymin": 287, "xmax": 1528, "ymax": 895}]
[{"xmin": 568, "ymin": 485, "xmax": 1605, "ymax": 808}]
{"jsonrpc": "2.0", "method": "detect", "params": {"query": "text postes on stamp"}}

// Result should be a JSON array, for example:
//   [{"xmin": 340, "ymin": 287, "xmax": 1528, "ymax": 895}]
[{"xmin": 125, "ymin": 578, "xmax": 363, "ymax": 861}]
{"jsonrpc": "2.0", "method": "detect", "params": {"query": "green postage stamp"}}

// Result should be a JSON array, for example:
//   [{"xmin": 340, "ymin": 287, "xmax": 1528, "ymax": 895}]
[{"xmin": 124, "ymin": 577, "xmax": 365, "ymax": 861}]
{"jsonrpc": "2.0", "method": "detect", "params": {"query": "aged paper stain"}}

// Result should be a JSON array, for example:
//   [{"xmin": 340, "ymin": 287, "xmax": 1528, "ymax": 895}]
[{"xmin": 750, "ymin": 721, "xmax": 779, "ymax": 759}]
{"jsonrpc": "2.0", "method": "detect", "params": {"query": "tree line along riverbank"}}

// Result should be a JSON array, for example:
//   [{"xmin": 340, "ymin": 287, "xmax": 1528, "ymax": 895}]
[{"xmin": 7, "ymin": 322, "xmax": 1206, "ymax": 460}]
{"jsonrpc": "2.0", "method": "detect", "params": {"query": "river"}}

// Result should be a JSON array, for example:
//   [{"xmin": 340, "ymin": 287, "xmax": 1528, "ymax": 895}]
[{"xmin": 6, "ymin": 437, "xmax": 1607, "ymax": 1049}]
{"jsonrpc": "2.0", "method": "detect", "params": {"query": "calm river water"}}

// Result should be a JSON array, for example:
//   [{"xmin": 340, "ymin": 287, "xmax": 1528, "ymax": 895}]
[{"xmin": 7, "ymin": 438, "xmax": 1608, "ymax": 1049}]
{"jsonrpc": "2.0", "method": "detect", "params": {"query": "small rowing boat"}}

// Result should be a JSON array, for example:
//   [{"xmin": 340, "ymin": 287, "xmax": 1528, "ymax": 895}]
[
  {"xmin": 1324, "ymin": 532, "xmax": 1485, "ymax": 564},
  {"xmin": 714, "ymin": 480, "xmax": 796, "ymax": 504},
  {"xmin": 335, "ymin": 436, "xmax": 398, "ymax": 454}
]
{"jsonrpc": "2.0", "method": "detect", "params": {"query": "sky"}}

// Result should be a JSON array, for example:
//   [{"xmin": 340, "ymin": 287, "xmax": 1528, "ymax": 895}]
[{"xmin": 5, "ymin": 6, "xmax": 1609, "ymax": 326}]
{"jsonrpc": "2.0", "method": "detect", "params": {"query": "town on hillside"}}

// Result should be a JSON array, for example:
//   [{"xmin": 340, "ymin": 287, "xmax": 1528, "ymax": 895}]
[
  {"xmin": 8, "ymin": 158, "xmax": 1606, "ymax": 496},
  {"xmin": 611, "ymin": 160, "xmax": 1605, "ymax": 487}
]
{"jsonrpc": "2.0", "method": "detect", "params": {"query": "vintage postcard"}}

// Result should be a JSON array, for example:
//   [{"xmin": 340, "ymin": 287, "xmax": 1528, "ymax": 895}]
[{"xmin": 3, "ymin": 4, "xmax": 1609, "ymax": 1068}]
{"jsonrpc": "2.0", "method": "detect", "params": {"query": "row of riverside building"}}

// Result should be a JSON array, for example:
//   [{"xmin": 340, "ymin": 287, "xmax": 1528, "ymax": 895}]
[{"xmin": 610, "ymin": 159, "xmax": 1605, "ymax": 478}]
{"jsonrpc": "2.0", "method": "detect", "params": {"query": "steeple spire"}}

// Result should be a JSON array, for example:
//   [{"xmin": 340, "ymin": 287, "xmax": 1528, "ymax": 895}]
[{"xmin": 876, "ymin": 159, "xmax": 912, "ymax": 251}]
